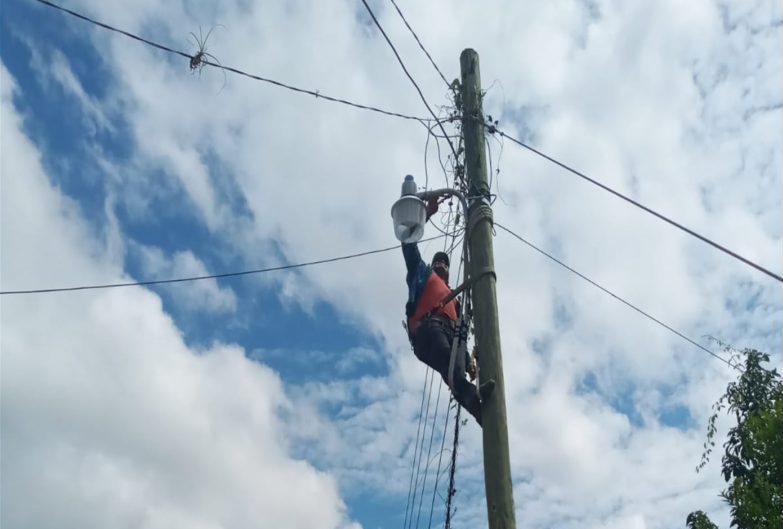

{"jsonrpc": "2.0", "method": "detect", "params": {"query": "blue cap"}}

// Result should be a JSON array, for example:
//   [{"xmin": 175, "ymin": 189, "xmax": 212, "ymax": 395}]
[{"xmin": 405, "ymin": 174, "xmax": 414, "ymax": 181}]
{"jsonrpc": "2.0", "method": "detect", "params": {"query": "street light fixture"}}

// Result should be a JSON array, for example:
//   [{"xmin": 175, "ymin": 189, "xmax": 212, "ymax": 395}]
[
  {"xmin": 391, "ymin": 175, "xmax": 426, "ymax": 243},
  {"xmin": 391, "ymin": 175, "xmax": 468, "ymax": 244}
]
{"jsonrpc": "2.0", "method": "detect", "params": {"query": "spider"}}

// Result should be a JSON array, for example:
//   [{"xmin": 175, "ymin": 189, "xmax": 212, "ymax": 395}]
[{"xmin": 189, "ymin": 25, "xmax": 227, "ymax": 92}]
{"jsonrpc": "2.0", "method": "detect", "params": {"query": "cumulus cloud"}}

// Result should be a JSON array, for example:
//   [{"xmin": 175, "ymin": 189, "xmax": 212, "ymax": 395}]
[
  {"xmin": 0, "ymin": 64, "xmax": 357, "ymax": 529},
  {"xmin": 134, "ymin": 244, "xmax": 238, "ymax": 313},
  {"xmin": 2, "ymin": 0, "xmax": 781, "ymax": 528}
]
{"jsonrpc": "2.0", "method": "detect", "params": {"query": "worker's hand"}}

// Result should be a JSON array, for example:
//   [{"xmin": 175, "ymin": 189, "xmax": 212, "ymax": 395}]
[
  {"xmin": 425, "ymin": 198, "xmax": 439, "ymax": 220},
  {"xmin": 467, "ymin": 358, "xmax": 477, "ymax": 381}
]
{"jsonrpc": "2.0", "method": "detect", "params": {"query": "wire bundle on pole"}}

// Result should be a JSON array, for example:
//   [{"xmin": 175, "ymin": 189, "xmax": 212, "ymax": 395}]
[{"xmin": 443, "ymin": 403, "xmax": 462, "ymax": 529}]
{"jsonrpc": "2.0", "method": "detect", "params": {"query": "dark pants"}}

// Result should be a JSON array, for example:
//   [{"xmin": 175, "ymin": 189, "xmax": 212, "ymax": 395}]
[{"xmin": 411, "ymin": 318, "xmax": 482, "ymax": 426}]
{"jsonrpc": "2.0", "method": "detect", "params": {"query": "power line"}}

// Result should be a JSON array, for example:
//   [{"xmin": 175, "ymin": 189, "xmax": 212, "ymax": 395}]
[
  {"xmin": 412, "ymin": 371, "xmax": 441, "ymax": 529},
  {"xmin": 359, "ymin": 0, "xmax": 460, "ymax": 161},
  {"xmin": 491, "ymin": 126, "xmax": 783, "ymax": 284},
  {"xmin": 0, "ymin": 236, "xmax": 444, "ymax": 295},
  {"xmin": 32, "ymin": 0, "xmax": 432, "ymax": 124},
  {"xmin": 494, "ymin": 222, "xmax": 738, "ymax": 369},
  {"xmin": 427, "ymin": 395, "xmax": 453, "ymax": 529},
  {"xmin": 403, "ymin": 369, "xmax": 434, "ymax": 529},
  {"xmin": 387, "ymin": 0, "xmax": 450, "ymax": 88}
]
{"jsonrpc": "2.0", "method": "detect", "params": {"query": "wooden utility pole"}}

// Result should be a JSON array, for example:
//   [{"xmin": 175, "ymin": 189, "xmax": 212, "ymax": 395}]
[{"xmin": 460, "ymin": 48, "xmax": 517, "ymax": 529}]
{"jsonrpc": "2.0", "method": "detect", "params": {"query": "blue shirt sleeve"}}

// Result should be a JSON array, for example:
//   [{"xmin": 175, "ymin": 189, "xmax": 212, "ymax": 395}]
[
  {"xmin": 402, "ymin": 243, "xmax": 430, "ymax": 306},
  {"xmin": 402, "ymin": 243, "xmax": 423, "ymax": 280}
]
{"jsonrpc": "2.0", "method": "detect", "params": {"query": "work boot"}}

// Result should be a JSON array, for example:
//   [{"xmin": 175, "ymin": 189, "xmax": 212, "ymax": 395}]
[{"xmin": 479, "ymin": 378, "xmax": 495, "ymax": 401}]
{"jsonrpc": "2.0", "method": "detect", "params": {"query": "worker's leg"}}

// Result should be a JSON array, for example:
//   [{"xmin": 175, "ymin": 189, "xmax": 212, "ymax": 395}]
[
  {"xmin": 413, "ymin": 320, "xmax": 481, "ymax": 426},
  {"xmin": 450, "ymin": 373, "xmax": 482, "ymax": 426},
  {"xmin": 411, "ymin": 320, "xmax": 450, "ymax": 374}
]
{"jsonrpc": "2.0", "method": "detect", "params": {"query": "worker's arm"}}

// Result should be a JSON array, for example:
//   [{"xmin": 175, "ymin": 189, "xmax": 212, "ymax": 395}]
[
  {"xmin": 402, "ymin": 242, "xmax": 423, "ymax": 275},
  {"xmin": 403, "ymin": 243, "xmax": 429, "ymax": 293},
  {"xmin": 402, "ymin": 198, "xmax": 439, "ymax": 286}
]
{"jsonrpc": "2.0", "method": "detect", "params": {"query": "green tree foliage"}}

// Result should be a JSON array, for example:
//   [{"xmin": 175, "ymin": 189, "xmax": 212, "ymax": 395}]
[
  {"xmin": 687, "ymin": 510, "xmax": 719, "ymax": 529},
  {"xmin": 689, "ymin": 347, "xmax": 783, "ymax": 529}
]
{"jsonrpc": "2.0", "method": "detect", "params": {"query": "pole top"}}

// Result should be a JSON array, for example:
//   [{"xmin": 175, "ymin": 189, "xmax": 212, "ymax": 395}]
[
  {"xmin": 460, "ymin": 48, "xmax": 478, "ymax": 61},
  {"xmin": 460, "ymin": 49, "xmax": 480, "ymax": 74}
]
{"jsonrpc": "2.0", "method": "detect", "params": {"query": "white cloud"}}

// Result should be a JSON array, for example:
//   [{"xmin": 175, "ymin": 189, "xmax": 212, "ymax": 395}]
[
  {"xmin": 3, "ymin": 0, "xmax": 781, "ymax": 528},
  {"xmin": 21, "ymin": 38, "xmax": 113, "ymax": 136},
  {"xmin": 134, "ymin": 244, "xmax": 237, "ymax": 313},
  {"xmin": 0, "ymin": 65, "xmax": 357, "ymax": 529}
]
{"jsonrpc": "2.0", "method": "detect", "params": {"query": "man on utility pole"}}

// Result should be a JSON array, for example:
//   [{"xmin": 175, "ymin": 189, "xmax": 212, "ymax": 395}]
[{"xmin": 460, "ymin": 48, "xmax": 517, "ymax": 529}]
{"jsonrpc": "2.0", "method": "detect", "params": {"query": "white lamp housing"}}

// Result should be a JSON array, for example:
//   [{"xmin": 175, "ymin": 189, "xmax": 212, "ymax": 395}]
[{"xmin": 391, "ymin": 195, "xmax": 426, "ymax": 243}]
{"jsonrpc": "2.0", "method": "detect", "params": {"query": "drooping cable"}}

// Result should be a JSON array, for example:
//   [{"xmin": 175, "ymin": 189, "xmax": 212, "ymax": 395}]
[
  {"xmin": 32, "ymin": 0, "xmax": 432, "ymax": 123},
  {"xmin": 358, "ymin": 0, "xmax": 460, "ymax": 162},
  {"xmin": 494, "ymin": 222, "xmax": 738, "ymax": 369},
  {"xmin": 402, "ymin": 369, "xmax": 434, "ymax": 529},
  {"xmin": 413, "ymin": 380, "xmax": 445, "ymax": 529},
  {"xmin": 0, "ymin": 236, "xmax": 446, "ymax": 295},
  {"xmin": 491, "ymin": 125, "xmax": 783, "ymax": 284},
  {"xmin": 407, "ymin": 366, "xmax": 438, "ymax": 529},
  {"xmin": 426, "ymin": 395, "xmax": 454, "ymax": 529}
]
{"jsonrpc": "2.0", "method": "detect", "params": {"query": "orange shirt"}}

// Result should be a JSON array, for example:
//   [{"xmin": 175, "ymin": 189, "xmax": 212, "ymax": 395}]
[{"xmin": 408, "ymin": 272, "xmax": 457, "ymax": 329}]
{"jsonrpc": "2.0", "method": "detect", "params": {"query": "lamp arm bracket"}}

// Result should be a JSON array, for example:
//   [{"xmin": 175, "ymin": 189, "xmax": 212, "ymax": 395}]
[{"xmin": 415, "ymin": 188, "xmax": 468, "ymax": 219}]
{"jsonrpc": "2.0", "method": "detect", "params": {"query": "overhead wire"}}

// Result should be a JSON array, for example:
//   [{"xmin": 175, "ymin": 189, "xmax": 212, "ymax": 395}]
[
  {"xmin": 426, "ymin": 396, "xmax": 454, "ymax": 529},
  {"xmin": 359, "ymin": 0, "xmax": 460, "ymax": 162},
  {"xmin": 424, "ymin": 110, "xmax": 458, "ymax": 191},
  {"xmin": 387, "ymin": 0, "xmax": 450, "ymax": 88},
  {"xmin": 407, "ymin": 365, "xmax": 438, "ymax": 529},
  {"xmin": 486, "ymin": 133, "xmax": 508, "ymax": 206},
  {"xmin": 489, "ymin": 125, "xmax": 783, "ymax": 284},
  {"xmin": 0, "ymin": 235, "xmax": 446, "ymax": 295},
  {"xmin": 403, "ymin": 369, "xmax": 435, "ymax": 529},
  {"xmin": 494, "ymin": 222, "xmax": 739, "ymax": 369},
  {"xmin": 413, "ymin": 381, "xmax": 445, "ymax": 529},
  {"xmin": 32, "ymin": 0, "xmax": 433, "ymax": 124}
]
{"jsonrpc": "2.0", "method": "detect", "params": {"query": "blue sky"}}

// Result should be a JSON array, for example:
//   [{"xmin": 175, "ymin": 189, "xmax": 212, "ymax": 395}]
[{"xmin": 2, "ymin": 1, "xmax": 781, "ymax": 529}]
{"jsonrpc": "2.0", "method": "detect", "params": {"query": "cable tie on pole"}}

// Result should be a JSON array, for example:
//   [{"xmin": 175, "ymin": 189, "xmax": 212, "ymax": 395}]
[{"xmin": 466, "ymin": 203, "xmax": 494, "ymax": 242}]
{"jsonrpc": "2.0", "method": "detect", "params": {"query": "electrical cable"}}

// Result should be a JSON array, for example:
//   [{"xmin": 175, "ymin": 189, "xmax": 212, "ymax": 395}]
[
  {"xmin": 0, "ymin": 235, "xmax": 445, "ymax": 295},
  {"xmin": 494, "ymin": 222, "xmax": 738, "ymax": 369},
  {"xmin": 403, "ymin": 369, "xmax": 433, "ymax": 529},
  {"xmin": 491, "ymin": 125, "xmax": 783, "ymax": 284},
  {"xmin": 387, "ymin": 0, "xmax": 450, "ymax": 88},
  {"xmin": 426, "ymin": 396, "xmax": 453, "ymax": 529},
  {"xmin": 359, "ymin": 0, "xmax": 460, "ymax": 162},
  {"xmin": 32, "ymin": 0, "xmax": 432, "ymax": 124},
  {"xmin": 413, "ymin": 382, "xmax": 444, "ymax": 529},
  {"xmin": 443, "ymin": 403, "xmax": 461, "ymax": 529},
  {"xmin": 407, "ymin": 366, "xmax": 437, "ymax": 529},
  {"xmin": 424, "ymin": 110, "xmax": 458, "ymax": 191}
]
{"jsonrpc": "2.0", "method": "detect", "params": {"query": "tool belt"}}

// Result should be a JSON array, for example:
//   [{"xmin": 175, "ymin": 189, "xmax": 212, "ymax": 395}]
[{"xmin": 407, "ymin": 313, "xmax": 455, "ymax": 339}]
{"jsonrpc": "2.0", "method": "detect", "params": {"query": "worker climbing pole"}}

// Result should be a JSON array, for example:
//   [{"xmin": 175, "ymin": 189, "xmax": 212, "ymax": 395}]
[
  {"xmin": 396, "ymin": 179, "xmax": 475, "ymax": 529},
  {"xmin": 399, "ymin": 188, "xmax": 483, "ymax": 427},
  {"xmin": 391, "ymin": 48, "xmax": 516, "ymax": 529}
]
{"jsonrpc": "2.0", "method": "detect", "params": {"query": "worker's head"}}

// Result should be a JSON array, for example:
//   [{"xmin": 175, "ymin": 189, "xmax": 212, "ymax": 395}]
[{"xmin": 432, "ymin": 251, "xmax": 450, "ymax": 281}]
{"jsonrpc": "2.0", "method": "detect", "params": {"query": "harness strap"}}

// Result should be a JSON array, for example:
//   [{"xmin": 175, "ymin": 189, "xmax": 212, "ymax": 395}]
[
  {"xmin": 447, "ymin": 316, "xmax": 468, "ymax": 391},
  {"xmin": 423, "ymin": 267, "xmax": 495, "ymax": 321}
]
